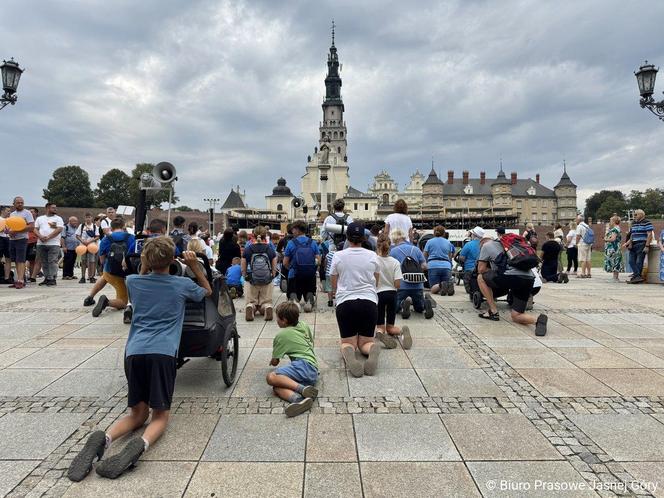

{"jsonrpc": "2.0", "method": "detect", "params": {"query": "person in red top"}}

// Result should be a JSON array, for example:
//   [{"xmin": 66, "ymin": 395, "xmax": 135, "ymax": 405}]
[{"xmin": 27, "ymin": 208, "xmax": 40, "ymax": 282}]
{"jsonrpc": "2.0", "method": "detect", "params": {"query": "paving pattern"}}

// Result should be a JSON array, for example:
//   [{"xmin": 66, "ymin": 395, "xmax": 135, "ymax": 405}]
[{"xmin": 1, "ymin": 272, "xmax": 664, "ymax": 496}]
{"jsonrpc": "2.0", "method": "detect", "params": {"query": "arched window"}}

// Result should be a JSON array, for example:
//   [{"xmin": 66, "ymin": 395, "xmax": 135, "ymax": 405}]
[
  {"xmin": 340, "ymin": 132, "xmax": 344, "ymax": 138},
  {"xmin": 321, "ymin": 132, "xmax": 325, "ymax": 139},
  {"xmin": 337, "ymin": 146, "xmax": 341, "ymax": 153},
  {"xmin": 382, "ymin": 193, "xmax": 389, "ymax": 204},
  {"xmin": 333, "ymin": 131, "xmax": 338, "ymax": 139},
  {"xmin": 277, "ymin": 204, "xmax": 283, "ymax": 211}
]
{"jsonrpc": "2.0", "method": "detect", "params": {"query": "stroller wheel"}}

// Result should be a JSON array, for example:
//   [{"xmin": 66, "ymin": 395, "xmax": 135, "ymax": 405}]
[
  {"xmin": 472, "ymin": 291, "xmax": 483, "ymax": 309},
  {"xmin": 221, "ymin": 327, "xmax": 240, "ymax": 387}
]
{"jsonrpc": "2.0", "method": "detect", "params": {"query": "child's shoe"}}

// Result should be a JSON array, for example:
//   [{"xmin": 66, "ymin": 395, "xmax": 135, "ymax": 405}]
[
  {"xmin": 264, "ymin": 307, "xmax": 273, "ymax": 321},
  {"xmin": 303, "ymin": 292, "xmax": 315, "ymax": 313},
  {"xmin": 67, "ymin": 430, "xmax": 106, "ymax": 482},
  {"xmin": 401, "ymin": 326, "xmax": 413, "ymax": 350},
  {"xmin": 301, "ymin": 385, "xmax": 318, "ymax": 399},
  {"xmin": 285, "ymin": 397, "xmax": 313, "ymax": 417},
  {"xmin": 96, "ymin": 437, "xmax": 145, "ymax": 479},
  {"xmin": 376, "ymin": 332, "xmax": 397, "ymax": 349},
  {"xmin": 245, "ymin": 306, "xmax": 254, "ymax": 322},
  {"xmin": 401, "ymin": 297, "xmax": 412, "ymax": 319}
]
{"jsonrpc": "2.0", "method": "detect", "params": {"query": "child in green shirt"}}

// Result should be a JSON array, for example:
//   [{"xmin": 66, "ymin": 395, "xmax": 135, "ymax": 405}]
[{"xmin": 267, "ymin": 301, "xmax": 319, "ymax": 417}]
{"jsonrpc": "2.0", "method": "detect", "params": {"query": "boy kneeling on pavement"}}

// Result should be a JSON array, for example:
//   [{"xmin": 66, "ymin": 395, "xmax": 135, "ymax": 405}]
[
  {"xmin": 266, "ymin": 301, "xmax": 319, "ymax": 417},
  {"xmin": 68, "ymin": 237, "xmax": 211, "ymax": 481}
]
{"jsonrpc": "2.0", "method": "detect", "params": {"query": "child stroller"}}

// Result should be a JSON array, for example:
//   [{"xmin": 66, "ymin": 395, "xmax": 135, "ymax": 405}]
[{"xmin": 177, "ymin": 256, "xmax": 240, "ymax": 387}]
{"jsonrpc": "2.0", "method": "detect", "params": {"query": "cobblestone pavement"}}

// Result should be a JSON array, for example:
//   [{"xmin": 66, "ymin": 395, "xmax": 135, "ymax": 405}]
[{"xmin": 1, "ymin": 272, "xmax": 664, "ymax": 497}]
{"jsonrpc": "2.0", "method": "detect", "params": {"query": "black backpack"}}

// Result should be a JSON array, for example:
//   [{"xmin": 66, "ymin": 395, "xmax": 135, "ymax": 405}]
[
  {"xmin": 107, "ymin": 234, "xmax": 130, "ymax": 276},
  {"xmin": 331, "ymin": 213, "xmax": 349, "ymax": 250},
  {"xmin": 249, "ymin": 246, "xmax": 273, "ymax": 285},
  {"xmin": 397, "ymin": 245, "xmax": 425, "ymax": 283}
]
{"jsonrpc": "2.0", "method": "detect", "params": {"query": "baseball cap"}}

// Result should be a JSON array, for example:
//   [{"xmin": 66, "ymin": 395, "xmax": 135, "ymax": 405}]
[
  {"xmin": 346, "ymin": 222, "xmax": 365, "ymax": 240},
  {"xmin": 470, "ymin": 226, "xmax": 485, "ymax": 239},
  {"xmin": 496, "ymin": 226, "xmax": 506, "ymax": 235}
]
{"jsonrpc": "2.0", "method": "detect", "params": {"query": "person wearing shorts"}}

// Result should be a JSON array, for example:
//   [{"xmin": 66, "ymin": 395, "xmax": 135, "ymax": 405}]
[
  {"xmin": 0, "ymin": 205, "xmax": 11, "ymax": 284},
  {"xmin": 7, "ymin": 197, "xmax": 35, "ymax": 289},
  {"xmin": 67, "ymin": 238, "xmax": 210, "ymax": 482},
  {"xmin": 330, "ymin": 222, "xmax": 380, "ymax": 378},
  {"xmin": 476, "ymin": 228, "xmax": 548, "ymax": 336}
]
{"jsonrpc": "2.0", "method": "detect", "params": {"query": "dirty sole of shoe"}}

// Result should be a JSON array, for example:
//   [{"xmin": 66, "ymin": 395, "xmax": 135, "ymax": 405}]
[
  {"xmin": 285, "ymin": 397, "xmax": 313, "ymax": 417},
  {"xmin": 96, "ymin": 438, "xmax": 144, "ymax": 479},
  {"xmin": 342, "ymin": 347, "xmax": 364, "ymax": 377},
  {"xmin": 67, "ymin": 430, "xmax": 106, "ymax": 482},
  {"xmin": 364, "ymin": 344, "xmax": 381, "ymax": 376}
]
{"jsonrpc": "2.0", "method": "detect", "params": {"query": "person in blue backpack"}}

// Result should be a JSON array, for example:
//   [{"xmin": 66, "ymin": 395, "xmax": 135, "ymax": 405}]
[
  {"xmin": 283, "ymin": 220, "xmax": 320, "ymax": 313},
  {"xmin": 389, "ymin": 228, "xmax": 434, "ymax": 320}
]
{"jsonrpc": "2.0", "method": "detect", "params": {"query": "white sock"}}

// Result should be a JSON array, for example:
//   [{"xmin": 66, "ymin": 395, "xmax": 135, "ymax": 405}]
[
  {"xmin": 105, "ymin": 434, "xmax": 112, "ymax": 449},
  {"xmin": 141, "ymin": 437, "xmax": 149, "ymax": 451}
]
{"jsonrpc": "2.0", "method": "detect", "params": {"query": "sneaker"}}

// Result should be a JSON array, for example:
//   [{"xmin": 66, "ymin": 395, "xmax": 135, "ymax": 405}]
[
  {"xmin": 38, "ymin": 279, "xmax": 49, "ymax": 286},
  {"xmin": 95, "ymin": 437, "xmax": 145, "ymax": 479},
  {"xmin": 562, "ymin": 273, "xmax": 569, "ymax": 283},
  {"xmin": 401, "ymin": 326, "xmax": 413, "ymax": 350},
  {"xmin": 301, "ymin": 385, "xmax": 318, "ymax": 399},
  {"xmin": 424, "ymin": 296, "xmax": 434, "ymax": 319},
  {"xmin": 79, "ymin": 277, "xmax": 86, "ymax": 284},
  {"xmin": 535, "ymin": 314, "xmax": 548, "ymax": 337},
  {"xmin": 327, "ymin": 300, "xmax": 334, "ymax": 307},
  {"xmin": 401, "ymin": 297, "xmax": 412, "ymax": 319},
  {"xmin": 264, "ymin": 307, "xmax": 273, "ymax": 321},
  {"xmin": 376, "ymin": 332, "xmax": 398, "ymax": 349},
  {"xmin": 29, "ymin": 277, "xmax": 37, "ymax": 283},
  {"xmin": 285, "ymin": 397, "xmax": 313, "ymax": 417},
  {"xmin": 447, "ymin": 282, "xmax": 455, "ymax": 296},
  {"xmin": 83, "ymin": 296, "xmax": 95, "ymax": 307},
  {"xmin": 46, "ymin": 279, "xmax": 56, "ymax": 286},
  {"xmin": 229, "ymin": 287, "xmax": 237, "ymax": 299},
  {"xmin": 341, "ymin": 346, "xmax": 364, "ymax": 378},
  {"xmin": 67, "ymin": 430, "xmax": 106, "ymax": 482},
  {"xmin": 303, "ymin": 292, "xmax": 315, "ymax": 313},
  {"xmin": 245, "ymin": 306, "xmax": 254, "ymax": 322},
  {"xmin": 92, "ymin": 295, "xmax": 109, "ymax": 317},
  {"xmin": 123, "ymin": 305, "xmax": 133, "ymax": 325},
  {"xmin": 364, "ymin": 343, "xmax": 381, "ymax": 376},
  {"xmin": 631, "ymin": 276, "xmax": 645, "ymax": 284},
  {"xmin": 88, "ymin": 277, "xmax": 96, "ymax": 283}
]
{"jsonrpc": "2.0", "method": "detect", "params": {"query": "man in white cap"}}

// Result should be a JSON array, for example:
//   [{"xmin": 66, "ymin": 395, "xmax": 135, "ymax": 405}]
[{"xmin": 457, "ymin": 226, "xmax": 484, "ymax": 294}]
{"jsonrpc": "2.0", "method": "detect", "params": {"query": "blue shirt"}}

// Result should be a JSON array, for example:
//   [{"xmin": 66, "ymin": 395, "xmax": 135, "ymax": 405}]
[
  {"xmin": 629, "ymin": 219, "xmax": 654, "ymax": 243},
  {"xmin": 125, "ymin": 273, "xmax": 207, "ymax": 357},
  {"xmin": 98, "ymin": 231, "xmax": 136, "ymax": 273},
  {"xmin": 459, "ymin": 239, "xmax": 481, "ymax": 271},
  {"xmin": 423, "ymin": 237, "xmax": 454, "ymax": 270},
  {"xmin": 284, "ymin": 236, "xmax": 320, "ymax": 278},
  {"xmin": 225, "ymin": 264, "xmax": 242, "ymax": 285},
  {"xmin": 389, "ymin": 241, "xmax": 425, "ymax": 290}
]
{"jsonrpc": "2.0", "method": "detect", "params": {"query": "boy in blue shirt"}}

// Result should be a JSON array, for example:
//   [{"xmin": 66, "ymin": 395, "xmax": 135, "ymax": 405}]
[
  {"xmin": 225, "ymin": 256, "xmax": 243, "ymax": 298},
  {"xmin": 283, "ymin": 220, "xmax": 320, "ymax": 312},
  {"xmin": 68, "ymin": 236, "xmax": 211, "ymax": 481},
  {"xmin": 458, "ymin": 227, "xmax": 483, "ymax": 294}
]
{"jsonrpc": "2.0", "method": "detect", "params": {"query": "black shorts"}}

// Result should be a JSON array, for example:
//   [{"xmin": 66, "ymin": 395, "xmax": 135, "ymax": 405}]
[
  {"xmin": 9, "ymin": 238, "xmax": 28, "ymax": 263},
  {"xmin": 336, "ymin": 299, "xmax": 378, "ymax": 338},
  {"xmin": 483, "ymin": 270, "xmax": 534, "ymax": 314},
  {"xmin": 0, "ymin": 237, "xmax": 9, "ymax": 259},
  {"xmin": 26, "ymin": 243, "xmax": 37, "ymax": 262},
  {"xmin": 124, "ymin": 354, "xmax": 177, "ymax": 410}
]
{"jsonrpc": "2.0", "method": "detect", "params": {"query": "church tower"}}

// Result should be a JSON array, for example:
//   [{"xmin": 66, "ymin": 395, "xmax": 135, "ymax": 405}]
[
  {"xmin": 301, "ymin": 23, "xmax": 350, "ymax": 211},
  {"xmin": 554, "ymin": 161, "xmax": 578, "ymax": 224}
]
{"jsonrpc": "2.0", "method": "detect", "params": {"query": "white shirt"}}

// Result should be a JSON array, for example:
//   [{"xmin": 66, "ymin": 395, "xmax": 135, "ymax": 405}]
[
  {"xmin": 35, "ymin": 215, "xmax": 64, "ymax": 246},
  {"xmin": 100, "ymin": 217, "xmax": 112, "ymax": 234},
  {"xmin": 322, "ymin": 212, "xmax": 354, "ymax": 240},
  {"xmin": 330, "ymin": 247, "xmax": 379, "ymax": 305},
  {"xmin": 385, "ymin": 213, "xmax": 413, "ymax": 237},
  {"xmin": 566, "ymin": 230, "xmax": 577, "ymax": 248},
  {"xmin": 376, "ymin": 255, "xmax": 402, "ymax": 293},
  {"xmin": 576, "ymin": 223, "xmax": 589, "ymax": 246}
]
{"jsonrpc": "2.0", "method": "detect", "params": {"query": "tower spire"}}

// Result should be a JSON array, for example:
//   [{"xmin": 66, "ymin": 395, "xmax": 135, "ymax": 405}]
[
  {"xmin": 499, "ymin": 155, "xmax": 503, "ymax": 172},
  {"xmin": 331, "ymin": 19, "xmax": 335, "ymax": 47},
  {"xmin": 563, "ymin": 159, "xmax": 567, "ymax": 173}
]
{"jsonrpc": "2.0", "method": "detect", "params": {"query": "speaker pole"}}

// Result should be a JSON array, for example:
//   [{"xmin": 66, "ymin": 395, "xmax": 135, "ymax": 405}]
[
  {"xmin": 135, "ymin": 189, "xmax": 148, "ymax": 234},
  {"xmin": 166, "ymin": 187, "xmax": 173, "ymax": 233}
]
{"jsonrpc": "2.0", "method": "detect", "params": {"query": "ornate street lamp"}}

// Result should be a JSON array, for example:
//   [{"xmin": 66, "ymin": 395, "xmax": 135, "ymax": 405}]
[
  {"xmin": 1, "ymin": 58, "xmax": 24, "ymax": 111},
  {"xmin": 635, "ymin": 61, "xmax": 664, "ymax": 122}
]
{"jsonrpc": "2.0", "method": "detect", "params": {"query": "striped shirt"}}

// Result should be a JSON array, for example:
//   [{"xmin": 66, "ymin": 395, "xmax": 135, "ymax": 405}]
[{"xmin": 629, "ymin": 218, "xmax": 654, "ymax": 242}]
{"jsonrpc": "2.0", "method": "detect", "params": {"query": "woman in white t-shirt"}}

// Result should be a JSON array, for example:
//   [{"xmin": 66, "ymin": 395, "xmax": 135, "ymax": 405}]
[
  {"xmin": 330, "ymin": 222, "xmax": 380, "ymax": 378},
  {"xmin": 375, "ymin": 235, "xmax": 412, "ymax": 350},
  {"xmin": 384, "ymin": 199, "xmax": 413, "ymax": 242},
  {"xmin": 566, "ymin": 221, "xmax": 578, "ymax": 273}
]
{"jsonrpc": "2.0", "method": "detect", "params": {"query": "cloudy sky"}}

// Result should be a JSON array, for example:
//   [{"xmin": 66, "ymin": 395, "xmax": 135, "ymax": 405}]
[{"xmin": 1, "ymin": 0, "xmax": 663, "ymax": 211}]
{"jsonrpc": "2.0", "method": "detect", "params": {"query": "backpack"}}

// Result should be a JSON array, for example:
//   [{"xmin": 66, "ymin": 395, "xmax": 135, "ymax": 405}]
[
  {"xmin": 581, "ymin": 224, "xmax": 595, "ymax": 245},
  {"xmin": 526, "ymin": 230, "xmax": 538, "ymax": 247},
  {"xmin": 397, "ymin": 245, "xmax": 425, "ymax": 283},
  {"xmin": 330, "ymin": 213, "xmax": 349, "ymax": 250},
  {"xmin": 107, "ymin": 234, "xmax": 130, "ymax": 276},
  {"xmin": 291, "ymin": 238, "xmax": 317, "ymax": 278},
  {"xmin": 249, "ymin": 247, "xmax": 272, "ymax": 285},
  {"xmin": 171, "ymin": 230, "xmax": 187, "ymax": 254},
  {"xmin": 495, "ymin": 234, "xmax": 540, "ymax": 272}
]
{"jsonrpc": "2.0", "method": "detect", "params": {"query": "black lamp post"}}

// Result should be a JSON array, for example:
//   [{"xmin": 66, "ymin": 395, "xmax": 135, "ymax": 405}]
[
  {"xmin": 1, "ymin": 58, "xmax": 24, "ymax": 111},
  {"xmin": 635, "ymin": 61, "xmax": 664, "ymax": 122}
]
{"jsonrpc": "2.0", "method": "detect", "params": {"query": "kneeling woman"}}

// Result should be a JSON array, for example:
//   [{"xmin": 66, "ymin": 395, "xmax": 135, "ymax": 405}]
[{"xmin": 330, "ymin": 222, "xmax": 380, "ymax": 377}]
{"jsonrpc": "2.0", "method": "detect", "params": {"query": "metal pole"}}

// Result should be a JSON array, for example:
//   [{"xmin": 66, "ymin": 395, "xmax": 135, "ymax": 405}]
[{"xmin": 166, "ymin": 187, "xmax": 173, "ymax": 233}]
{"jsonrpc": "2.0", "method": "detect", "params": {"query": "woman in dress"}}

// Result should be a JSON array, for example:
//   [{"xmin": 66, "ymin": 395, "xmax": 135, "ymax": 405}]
[{"xmin": 603, "ymin": 215, "xmax": 623, "ymax": 281}]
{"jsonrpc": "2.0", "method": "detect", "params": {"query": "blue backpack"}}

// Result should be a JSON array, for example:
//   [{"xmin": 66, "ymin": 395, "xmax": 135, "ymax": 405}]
[
  {"xmin": 291, "ymin": 238, "xmax": 317, "ymax": 278},
  {"xmin": 581, "ymin": 224, "xmax": 595, "ymax": 245}
]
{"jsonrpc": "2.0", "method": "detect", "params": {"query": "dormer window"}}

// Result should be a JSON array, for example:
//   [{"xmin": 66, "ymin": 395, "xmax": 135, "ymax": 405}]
[
  {"xmin": 464, "ymin": 185, "xmax": 473, "ymax": 195},
  {"xmin": 527, "ymin": 186, "xmax": 537, "ymax": 196}
]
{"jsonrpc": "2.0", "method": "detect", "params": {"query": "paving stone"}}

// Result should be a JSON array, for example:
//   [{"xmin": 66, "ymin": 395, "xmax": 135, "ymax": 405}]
[
  {"xmin": 354, "ymin": 414, "xmax": 459, "ymax": 461},
  {"xmin": 37, "ymin": 368, "xmax": 126, "ymax": 398},
  {"xmin": 306, "ymin": 414, "xmax": 356, "ymax": 462},
  {"xmin": 498, "ymin": 350, "xmax": 577, "ymax": 369},
  {"xmin": 304, "ymin": 463, "xmax": 362, "ymax": 498},
  {"xmin": 361, "ymin": 462, "xmax": 479, "ymax": 497},
  {"xmin": 554, "ymin": 347, "xmax": 643, "ymax": 369},
  {"xmin": 406, "ymin": 348, "xmax": 479, "ymax": 369},
  {"xmin": 586, "ymin": 368, "xmax": 664, "ymax": 396},
  {"xmin": 0, "ymin": 347, "xmax": 41, "ymax": 368},
  {"xmin": 202, "ymin": 414, "xmax": 306, "ymax": 461},
  {"xmin": 185, "ymin": 462, "xmax": 303, "ymax": 497},
  {"xmin": 468, "ymin": 461, "xmax": 597, "ymax": 497},
  {"xmin": 316, "ymin": 369, "xmax": 350, "ymax": 397},
  {"xmin": 64, "ymin": 461, "xmax": 195, "ymax": 497},
  {"xmin": 417, "ymin": 368, "xmax": 503, "ymax": 397},
  {"xmin": 516, "ymin": 368, "xmax": 618, "ymax": 397},
  {"xmin": 174, "ymin": 365, "xmax": 236, "ymax": 397},
  {"xmin": 442, "ymin": 414, "xmax": 562, "ymax": 461},
  {"xmin": 0, "ymin": 412, "xmax": 89, "ymax": 459},
  {"xmin": 77, "ymin": 347, "xmax": 125, "ymax": 369},
  {"xmin": 569, "ymin": 413, "xmax": 664, "ymax": 461},
  {"xmin": 11, "ymin": 348, "xmax": 97, "ymax": 369},
  {"xmin": 347, "ymin": 369, "xmax": 426, "ymax": 397},
  {"xmin": 0, "ymin": 368, "xmax": 67, "ymax": 396},
  {"xmin": 0, "ymin": 460, "xmax": 39, "ymax": 497},
  {"xmin": 621, "ymin": 462, "xmax": 664, "ymax": 497}
]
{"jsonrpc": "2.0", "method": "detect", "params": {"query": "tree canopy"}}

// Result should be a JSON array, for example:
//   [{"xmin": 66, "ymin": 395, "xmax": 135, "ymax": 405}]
[
  {"xmin": 584, "ymin": 190, "xmax": 625, "ymax": 221},
  {"xmin": 42, "ymin": 165, "xmax": 94, "ymax": 207},
  {"xmin": 94, "ymin": 169, "xmax": 133, "ymax": 208}
]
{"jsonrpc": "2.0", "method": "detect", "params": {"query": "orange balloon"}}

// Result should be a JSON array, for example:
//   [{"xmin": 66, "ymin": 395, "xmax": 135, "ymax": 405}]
[
  {"xmin": 75, "ymin": 245, "xmax": 87, "ymax": 256},
  {"xmin": 5, "ymin": 216, "xmax": 26, "ymax": 232},
  {"xmin": 87, "ymin": 243, "xmax": 99, "ymax": 254},
  {"xmin": 0, "ymin": 218, "xmax": 5, "ymax": 231}
]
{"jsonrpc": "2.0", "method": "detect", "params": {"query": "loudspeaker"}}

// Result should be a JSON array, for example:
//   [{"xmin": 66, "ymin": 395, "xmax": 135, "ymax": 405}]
[
  {"xmin": 153, "ymin": 162, "xmax": 177, "ymax": 184},
  {"xmin": 291, "ymin": 197, "xmax": 305, "ymax": 209}
]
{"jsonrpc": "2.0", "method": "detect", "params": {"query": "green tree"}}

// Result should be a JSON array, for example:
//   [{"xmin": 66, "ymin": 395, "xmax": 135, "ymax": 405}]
[
  {"xmin": 642, "ymin": 188, "xmax": 664, "ymax": 217},
  {"xmin": 174, "ymin": 205, "xmax": 194, "ymax": 211},
  {"xmin": 628, "ymin": 190, "xmax": 644, "ymax": 211},
  {"xmin": 584, "ymin": 190, "xmax": 625, "ymax": 220},
  {"xmin": 128, "ymin": 163, "xmax": 179, "ymax": 209},
  {"xmin": 596, "ymin": 196, "xmax": 627, "ymax": 221},
  {"xmin": 94, "ymin": 169, "xmax": 133, "ymax": 208},
  {"xmin": 42, "ymin": 165, "xmax": 95, "ymax": 207}
]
